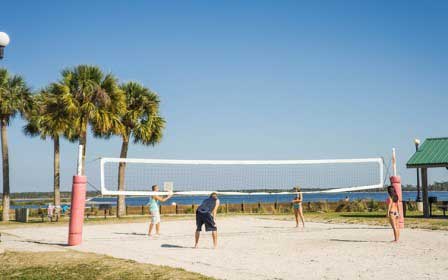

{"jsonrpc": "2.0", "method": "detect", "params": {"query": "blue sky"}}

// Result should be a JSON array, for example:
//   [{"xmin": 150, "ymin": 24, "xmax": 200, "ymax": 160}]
[{"xmin": 1, "ymin": 0, "xmax": 447, "ymax": 192}]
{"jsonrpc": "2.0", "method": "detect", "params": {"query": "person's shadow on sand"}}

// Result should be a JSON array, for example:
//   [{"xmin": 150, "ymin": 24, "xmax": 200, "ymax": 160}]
[
  {"xmin": 330, "ymin": 239, "xmax": 390, "ymax": 243},
  {"xmin": 19, "ymin": 240, "xmax": 68, "ymax": 247},
  {"xmin": 160, "ymin": 244, "xmax": 215, "ymax": 249},
  {"xmin": 161, "ymin": 243, "xmax": 192, "ymax": 249},
  {"xmin": 113, "ymin": 232, "xmax": 147, "ymax": 236}
]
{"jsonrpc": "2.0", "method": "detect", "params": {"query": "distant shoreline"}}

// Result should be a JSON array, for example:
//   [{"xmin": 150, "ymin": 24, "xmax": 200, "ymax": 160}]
[
  {"xmin": 8, "ymin": 190, "xmax": 448, "ymax": 201},
  {"xmin": 9, "ymin": 191, "xmax": 448, "ymax": 210}
]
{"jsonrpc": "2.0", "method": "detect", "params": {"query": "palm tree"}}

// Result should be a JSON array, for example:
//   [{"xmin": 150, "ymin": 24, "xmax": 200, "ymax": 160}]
[
  {"xmin": 59, "ymin": 65, "xmax": 125, "ymax": 175},
  {"xmin": 0, "ymin": 68, "xmax": 32, "ymax": 222},
  {"xmin": 23, "ymin": 84, "xmax": 78, "ymax": 219},
  {"xmin": 115, "ymin": 82, "xmax": 165, "ymax": 217}
]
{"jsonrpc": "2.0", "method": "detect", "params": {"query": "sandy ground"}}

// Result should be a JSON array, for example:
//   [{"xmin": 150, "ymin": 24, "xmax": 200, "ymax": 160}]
[{"xmin": 1, "ymin": 217, "xmax": 448, "ymax": 280}]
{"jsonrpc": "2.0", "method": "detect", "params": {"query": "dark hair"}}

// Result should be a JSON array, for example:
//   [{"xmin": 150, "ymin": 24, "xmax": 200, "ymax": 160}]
[
  {"xmin": 152, "ymin": 185, "xmax": 158, "ymax": 191},
  {"xmin": 387, "ymin": 186, "xmax": 398, "ymax": 203},
  {"xmin": 210, "ymin": 192, "xmax": 218, "ymax": 198}
]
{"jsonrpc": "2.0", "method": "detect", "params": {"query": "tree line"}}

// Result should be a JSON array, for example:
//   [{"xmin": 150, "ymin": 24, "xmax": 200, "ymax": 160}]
[{"xmin": 0, "ymin": 65, "xmax": 165, "ymax": 222}]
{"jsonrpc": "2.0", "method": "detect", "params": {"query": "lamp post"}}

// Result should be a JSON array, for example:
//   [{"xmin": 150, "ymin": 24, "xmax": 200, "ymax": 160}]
[
  {"xmin": 414, "ymin": 138, "xmax": 422, "ymax": 202},
  {"xmin": 0, "ymin": 32, "xmax": 11, "ymax": 59}
]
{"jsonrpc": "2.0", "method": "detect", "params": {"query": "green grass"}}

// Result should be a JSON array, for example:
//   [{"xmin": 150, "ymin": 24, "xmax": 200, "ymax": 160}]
[
  {"xmin": 0, "ymin": 251, "xmax": 214, "ymax": 280},
  {"xmin": 264, "ymin": 211, "xmax": 448, "ymax": 230},
  {"xmin": 2, "ymin": 210, "xmax": 447, "ymax": 231}
]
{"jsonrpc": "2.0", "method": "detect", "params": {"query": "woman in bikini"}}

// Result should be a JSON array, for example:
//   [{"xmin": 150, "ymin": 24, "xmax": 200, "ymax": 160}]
[
  {"xmin": 387, "ymin": 185, "xmax": 400, "ymax": 242},
  {"xmin": 292, "ymin": 187, "xmax": 305, "ymax": 228}
]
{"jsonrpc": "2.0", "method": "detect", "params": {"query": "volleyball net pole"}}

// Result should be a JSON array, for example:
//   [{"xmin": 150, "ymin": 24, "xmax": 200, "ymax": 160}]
[
  {"xmin": 390, "ymin": 148, "xmax": 404, "ymax": 228},
  {"xmin": 68, "ymin": 145, "xmax": 87, "ymax": 246}
]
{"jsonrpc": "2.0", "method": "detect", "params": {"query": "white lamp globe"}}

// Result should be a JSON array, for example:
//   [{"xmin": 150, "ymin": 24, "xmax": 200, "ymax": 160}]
[
  {"xmin": 414, "ymin": 139, "xmax": 421, "ymax": 145},
  {"xmin": 0, "ymin": 32, "xmax": 10, "ymax": 47}
]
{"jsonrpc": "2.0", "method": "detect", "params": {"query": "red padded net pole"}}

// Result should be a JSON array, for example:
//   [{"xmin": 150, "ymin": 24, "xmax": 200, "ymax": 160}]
[{"xmin": 68, "ymin": 145, "xmax": 87, "ymax": 246}]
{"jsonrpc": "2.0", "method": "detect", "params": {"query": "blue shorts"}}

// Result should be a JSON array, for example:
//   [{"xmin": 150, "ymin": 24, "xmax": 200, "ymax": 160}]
[
  {"xmin": 196, "ymin": 210, "xmax": 217, "ymax": 232},
  {"xmin": 293, "ymin": 203, "xmax": 301, "ymax": 209}
]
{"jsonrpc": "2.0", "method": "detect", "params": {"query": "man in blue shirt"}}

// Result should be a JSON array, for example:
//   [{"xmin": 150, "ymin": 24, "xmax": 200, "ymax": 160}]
[{"xmin": 195, "ymin": 192, "xmax": 220, "ymax": 249}]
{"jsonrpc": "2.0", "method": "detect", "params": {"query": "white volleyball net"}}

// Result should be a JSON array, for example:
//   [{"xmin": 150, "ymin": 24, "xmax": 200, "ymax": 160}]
[{"xmin": 99, "ymin": 157, "xmax": 384, "ymax": 196}]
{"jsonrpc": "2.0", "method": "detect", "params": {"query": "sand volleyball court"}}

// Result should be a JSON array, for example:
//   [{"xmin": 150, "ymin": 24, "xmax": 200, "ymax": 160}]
[{"xmin": 2, "ymin": 216, "xmax": 448, "ymax": 279}]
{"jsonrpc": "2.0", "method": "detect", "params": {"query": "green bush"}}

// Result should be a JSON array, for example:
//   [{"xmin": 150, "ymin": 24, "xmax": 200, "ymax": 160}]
[
  {"xmin": 407, "ymin": 201, "xmax": 416, "ymax": 211},
  {"xmin": 184, "ymin": 206, "xmax": 194, "ymax": 214},
  {"xmin": 217, "ymin": 205, "xmax": 226, "ymax": 214},
  {"xmin": 309, "ymin": 201, "xmax": 330, "ymax": 212},
  {"xmin": 335, "ymin": 200, "xmax": 368, "ymax": 212},
  {"xmin": 367, "ymin": 199, "xmax": 380, "ymax": 212}
]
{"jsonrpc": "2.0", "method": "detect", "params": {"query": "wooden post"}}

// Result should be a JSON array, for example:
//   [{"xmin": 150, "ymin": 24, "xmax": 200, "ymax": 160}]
[
  {"xmin": 241, "ymin": 201, "xmax": 245, "ymax": 213},
  {"xmin": 176, "ymin": 204, "xmax": 179, "ymax": 214},
  {"xmin": 274, "ymin": 200, "xmax": 278, "ymax": 210},
  {"xmin": 258, "ymin": 201, "xmax": 261, "ymax": 212},
  {"xmin": 421, "ymin": 168, "xmax": 430, "ymax": 218},
  {"xmin": 141, "ymin": 205, "xmax": 144, "ymax": 215},
  {"xmin": 225, "ymin": 203, "xmax": 229, "ymax": 214},
  {"xmin": 126, "ymin": 205, "xmax": 129, "ymax": 216},
  {"xmin": 192, "ymin": 204, "xmax": 195, "ymax": 214}
]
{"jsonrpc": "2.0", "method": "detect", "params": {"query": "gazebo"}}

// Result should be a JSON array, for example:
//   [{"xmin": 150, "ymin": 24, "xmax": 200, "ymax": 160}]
[{"xmin": 407, "ymin": 137, "xmax": 448, "ymax": 217}]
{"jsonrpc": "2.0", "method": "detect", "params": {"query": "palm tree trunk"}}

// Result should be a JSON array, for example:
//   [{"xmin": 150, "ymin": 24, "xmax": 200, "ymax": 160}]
[
  {"xmin": 79, "ymin": 118, "xmax": 87, "ymax": 175},
  {"xmin": 53, "ymin": 136, "xmax": 61, "ymax": 221},
  {"xmin": 1, "ymin": 118, "xmax": 10, "ymax": 222},
  {"xmin": 117, "ymin": 137, "xmax": 129, "ymax": 217}
]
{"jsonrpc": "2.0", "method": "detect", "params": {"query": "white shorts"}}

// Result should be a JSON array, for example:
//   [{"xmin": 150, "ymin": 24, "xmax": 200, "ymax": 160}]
[{"xmin": 150, "ymin": 211, "xmax": 160, "ymax": 224}]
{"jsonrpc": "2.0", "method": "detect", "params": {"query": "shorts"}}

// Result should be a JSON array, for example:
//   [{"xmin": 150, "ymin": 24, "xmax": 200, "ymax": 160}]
[
  {"xmin": 150, "ymin": 211, "xmax": 161, "ymax": 224},
  {"xmin": 196, "ymin": 210, "xmax": 217, "ymax": 232},
  {"xmin": 293, "ymin": 203, "xmax": 301, "ymax": 209}
]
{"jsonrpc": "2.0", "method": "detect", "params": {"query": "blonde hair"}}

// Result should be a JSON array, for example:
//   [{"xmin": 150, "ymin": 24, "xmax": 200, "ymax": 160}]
[{"xmin": 295, "ymin": 186, "xmax": 301, "ymax": 192}]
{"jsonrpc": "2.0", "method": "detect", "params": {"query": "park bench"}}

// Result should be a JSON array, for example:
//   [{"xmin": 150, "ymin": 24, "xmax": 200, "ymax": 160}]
[
  {"xmin": 85, "ymin": 207, "xmax": 98, "ymax": 219},
  {"xmin": 429, "ymin": 197, "xmax": 448, "ymax": 217},
  {"xmin": 37, "ymin": 208, "xmax": 46, "ymax": 222},
  {"xmin": 436, "ymin": 201, "xmax": 448, "ymax": 217},
  {"xmin": 85, "ymin": 203, "xmax": 113, "ymax": 219}
]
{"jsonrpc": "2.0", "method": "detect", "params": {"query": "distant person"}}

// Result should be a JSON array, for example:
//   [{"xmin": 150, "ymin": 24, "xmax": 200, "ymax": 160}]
[
  {"xmin": 61, "ymin": 204, "xmax": 69, "ymax": 215},
  {"xmin": 195, "ymin": 192, "xmax": 220, "ymax": 249},
  {"xmin": 344, "ymin": 196, "xmax": 350, "ymax": 202},
  {"xmin": 387, "ymin": 185, "xmax": 400, "ymax": 242},
  {"xmin": 292, "ymin": 187, "xmax": 305, "ymax": 228},
  {"xmin": 148, "ymin": 185, "xmax": 173, "ymax": 236},
  {"xmin": 47, "ymin": 203, "xmax": 55, "ymax": 222},
  {"xmin": 55, "ymin": 204, "xmax": 61, "ymax": 221}
]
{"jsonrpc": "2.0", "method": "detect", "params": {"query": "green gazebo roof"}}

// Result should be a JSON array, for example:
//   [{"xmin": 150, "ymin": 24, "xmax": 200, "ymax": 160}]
[{"xmin": 407, "ymin": 137, "xmax": 448, "ymax": 168}]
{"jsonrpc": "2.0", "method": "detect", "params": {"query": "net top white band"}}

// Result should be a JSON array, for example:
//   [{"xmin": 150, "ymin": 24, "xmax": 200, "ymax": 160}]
[{"xmin": 100, "ymin": 157, "xmax": 383, "ymax": 165}]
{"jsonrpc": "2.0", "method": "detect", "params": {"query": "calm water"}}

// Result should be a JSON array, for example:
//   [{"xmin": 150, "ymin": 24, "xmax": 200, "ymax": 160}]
[{"xmin": 12, "ymin": 192, "xmax": 448, "ymax": 209}]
